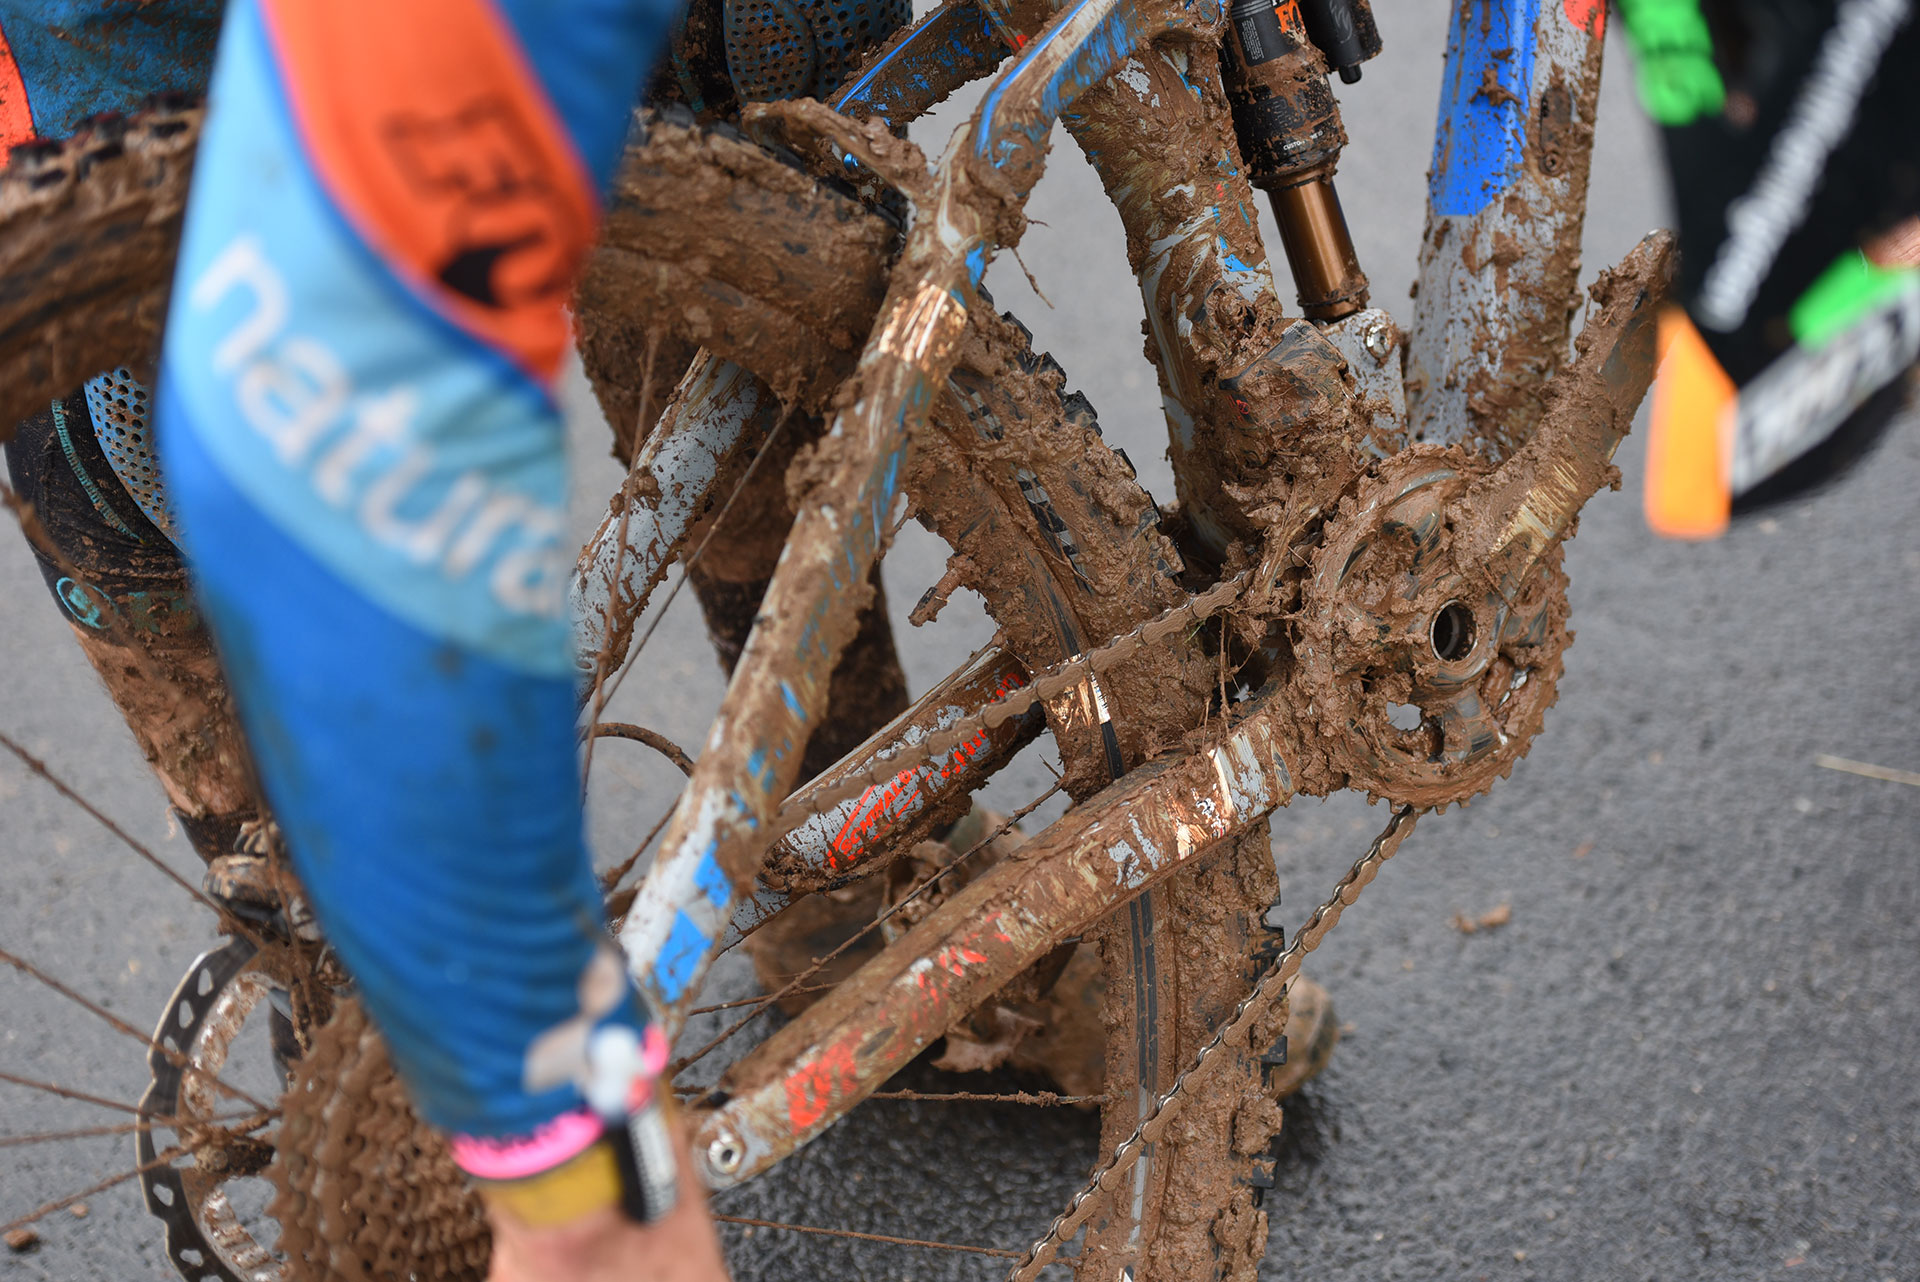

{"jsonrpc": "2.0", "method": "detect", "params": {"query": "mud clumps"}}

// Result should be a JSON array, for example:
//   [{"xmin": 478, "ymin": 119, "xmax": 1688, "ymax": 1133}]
[
  {"xmin": 578, "ymin": 110, "xmax": 894, "ymax": 412},
  {"xmin": 906, "ymin": 310, "xmax": 1209, "ymax": 796},
  {"xmin": 0, "ymin": 105, "xmax": 201, "ymax": 438},
  {"xmin": 1405, "ymin": 33, "xmax": 1606, "ymax": 461},
  {"xmin": 1288, "ymin": 445, "xmax": 1573, "ymax": 806}
]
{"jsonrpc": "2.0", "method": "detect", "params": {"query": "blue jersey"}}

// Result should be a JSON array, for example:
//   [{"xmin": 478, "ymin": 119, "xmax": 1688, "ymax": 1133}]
[{"xmin": 129, "ymin": 0, "xmax": 676, "ymax": 1153}]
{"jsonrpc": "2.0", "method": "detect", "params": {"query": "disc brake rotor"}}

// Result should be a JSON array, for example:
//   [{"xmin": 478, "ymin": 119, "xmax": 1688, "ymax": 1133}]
[
  {"xmin": 1295, "ymin": 447, "xmax": 1570, "ymax": 806},
  {"xmin": 137, "ymin": 937, "xmax": 286, "ymax": 1282}
]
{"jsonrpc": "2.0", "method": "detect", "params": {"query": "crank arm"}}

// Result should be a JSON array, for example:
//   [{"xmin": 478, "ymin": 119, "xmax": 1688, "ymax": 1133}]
[
  {"xmin": 1449, "ymin": 230, "xmax": 1675, "ymax": 593},
  {"xmin": 688, "ymin": 694, "xmax": 1300, "ymax": 1189}
]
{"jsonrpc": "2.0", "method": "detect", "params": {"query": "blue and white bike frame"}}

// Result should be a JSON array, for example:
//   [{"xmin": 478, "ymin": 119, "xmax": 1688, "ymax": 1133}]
[{"xmin": 580, "ymin": 0, "xmax": 1618, "ymax": 1209}]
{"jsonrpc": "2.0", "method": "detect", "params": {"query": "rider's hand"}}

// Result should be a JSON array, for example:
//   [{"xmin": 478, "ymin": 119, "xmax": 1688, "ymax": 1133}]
[{"xmin": 484, "ymin": 1130, "xmax": 730, "ymax": 1282}]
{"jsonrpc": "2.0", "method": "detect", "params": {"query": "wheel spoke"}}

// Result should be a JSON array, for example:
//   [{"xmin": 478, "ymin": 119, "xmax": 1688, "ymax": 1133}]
[
  {"xmin": 711, "ymin": 1213, "xmax": 1020, "ymax": 1259},
  {"xmin": 0, "ymin": 947, "xmax": 271, "ymax": 1113},
  {"xmin": 0, "ymin": 1070, "xmax": 154, "ymax": 1118},
  {"xmin": 0, "ymin": 1144, "xmax": 187, "ymax": 1237},
  {"xmin": 669, "ymin": 783, "xmax": 1063, "ymax": 1078},
  {"xmin": 0, "ymin": 1112, "xmax": 273, "ymax": 1149},
  {"xmin": 685, "ymin": 982, "xmax": 831, "ymax": 1016},
  {"xmin": 866, "ymin": 1089, "xmax": 1105, "ymax": 1106},
  {"xmin": 0, "ymin": 727, "xmax": 226, "ymax": 919},
  {"xmin": 600, "ymin": 801, "xmax": 677, "ymax": 923}
]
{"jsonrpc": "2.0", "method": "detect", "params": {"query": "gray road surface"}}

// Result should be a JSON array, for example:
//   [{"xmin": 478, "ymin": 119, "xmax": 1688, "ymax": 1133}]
[{"xmin": 3, "ymin": 4, "xmax": 1917, "ymax": 1280}]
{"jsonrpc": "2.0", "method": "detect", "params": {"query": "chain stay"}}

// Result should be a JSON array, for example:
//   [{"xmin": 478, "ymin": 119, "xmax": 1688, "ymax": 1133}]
[
  {"xmin": 767, "ymin": 569, "xmax": 1254, "ymax": 842},
  {"xmin": 1009, "ymin": 804, "xmax": 1420, "ymax": 1281}
]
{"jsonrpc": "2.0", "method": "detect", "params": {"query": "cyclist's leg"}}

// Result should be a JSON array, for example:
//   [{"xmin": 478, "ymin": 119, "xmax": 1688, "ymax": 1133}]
[
  {"xmin": 0, "ymin": 4, "xmax": 242, "ymax": 857},
  {"xmin": 3, "ymin": 383, "xmax": 262, "ymax": 860}
]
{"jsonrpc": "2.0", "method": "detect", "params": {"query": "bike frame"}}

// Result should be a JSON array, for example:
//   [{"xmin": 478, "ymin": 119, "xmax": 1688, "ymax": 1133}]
[{"xmin": 592, "ymin": 0, "xmax": 1631, "ymax": 1197}]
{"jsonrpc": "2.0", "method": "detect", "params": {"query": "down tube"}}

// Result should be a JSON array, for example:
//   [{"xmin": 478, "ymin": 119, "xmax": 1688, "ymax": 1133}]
[
  {"xmin": 1404, "ymin": 0, "xmax": 1606, "ymax": 460},
  {"xmin": 617, "ymin": 0, "xmax": 1188, "ymax": 1038}
]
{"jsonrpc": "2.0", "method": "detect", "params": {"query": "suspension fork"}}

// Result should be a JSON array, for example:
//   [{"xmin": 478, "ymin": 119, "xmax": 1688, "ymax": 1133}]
[{"xmin": 1405, "ymin": 0, "xmax": 1608, "ymax": 459}]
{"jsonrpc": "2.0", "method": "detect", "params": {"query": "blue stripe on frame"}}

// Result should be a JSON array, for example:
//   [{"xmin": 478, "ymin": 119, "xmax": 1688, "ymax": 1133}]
[
  {"xmin": 1428, "ymin": 0, "xmax": 1542, "ymax": 218},
  {"xmin": 654, "ymin": 910, "xmax": 712, "ymax": 1003}
]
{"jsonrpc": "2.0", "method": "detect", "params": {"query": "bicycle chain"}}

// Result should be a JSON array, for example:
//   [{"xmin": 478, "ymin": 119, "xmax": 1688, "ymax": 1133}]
[
  {"xmin": 766, "ymin": 567, "xmax": 1257, "ymax": 841},
  {"xmin": 1008, "ymin": 803, "xmax": 1421, "ymax": 1281}
]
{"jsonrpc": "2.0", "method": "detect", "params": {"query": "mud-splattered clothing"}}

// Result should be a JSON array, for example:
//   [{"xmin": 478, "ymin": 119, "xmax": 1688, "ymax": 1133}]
[
  {"xmin": 0, "ymin": 0, "xmax": 220, "ymax": 161},
  {"xmin": 150, "ymin": 0, "xmax": 676, "ymax": 1154}
]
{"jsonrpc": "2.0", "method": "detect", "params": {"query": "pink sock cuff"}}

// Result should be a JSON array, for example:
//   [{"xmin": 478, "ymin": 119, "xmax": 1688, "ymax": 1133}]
[
  {"xmin": 450, "ymin": 1024, "xmax": 672, "ymax": 1181},
  {"xmin": 450, "ymin": 1108, "xmax": 603, "ymax": 1181}
]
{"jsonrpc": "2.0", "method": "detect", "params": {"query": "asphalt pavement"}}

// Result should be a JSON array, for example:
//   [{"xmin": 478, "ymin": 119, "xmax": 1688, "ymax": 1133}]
[{"xmin": 2, "ymin": 3, "xmax": 1917, "ymax": 1280}]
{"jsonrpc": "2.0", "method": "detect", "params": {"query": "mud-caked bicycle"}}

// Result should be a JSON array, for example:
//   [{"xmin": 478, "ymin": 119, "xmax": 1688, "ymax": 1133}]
[{"xmin": 0, "ymin": 0, "xmax": 1679, "ymax": 1277}]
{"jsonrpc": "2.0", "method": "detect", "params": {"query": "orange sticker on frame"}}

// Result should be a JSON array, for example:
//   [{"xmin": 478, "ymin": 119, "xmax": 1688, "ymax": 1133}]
[
  {"xmin": 785, "ymin": 1040, "xmax": 859, "ymax": 1132},
  {"xmin": 0, "ymin": 21, "xmax": 37, "ymax": 166},
  {"xmin": 1564, "ymin": 0, "xmax": 1606, "ymax": 39},
  {"xmin": 258, "ymin": 0, "xmax": 597, "ymax": 383}
]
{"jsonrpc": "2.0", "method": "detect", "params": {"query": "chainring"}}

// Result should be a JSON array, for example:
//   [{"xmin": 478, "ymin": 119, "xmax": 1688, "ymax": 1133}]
[{"xmin": 1294, "ymin": 446, "xmax": 1570, "ymax": 806}]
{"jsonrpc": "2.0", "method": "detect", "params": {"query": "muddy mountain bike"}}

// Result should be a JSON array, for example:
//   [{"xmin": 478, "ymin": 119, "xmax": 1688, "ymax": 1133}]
[{"xmin": 0, "ymin": 0, "xmax": 1668, "ymax": 1277}]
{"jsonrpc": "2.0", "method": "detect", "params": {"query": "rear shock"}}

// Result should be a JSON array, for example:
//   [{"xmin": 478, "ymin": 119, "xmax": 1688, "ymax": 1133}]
[{"xmin": 1221, "ymin": 0, "xmax": 1379, "ymax": 320}]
